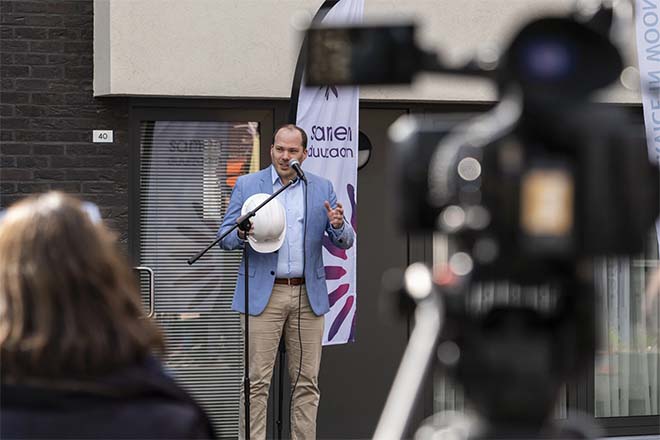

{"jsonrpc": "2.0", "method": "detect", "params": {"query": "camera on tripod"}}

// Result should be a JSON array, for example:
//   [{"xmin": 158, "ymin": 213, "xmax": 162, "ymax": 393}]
[{"xmin": 306, "ymin": 3, "xmax": 659, "ymax": 439}]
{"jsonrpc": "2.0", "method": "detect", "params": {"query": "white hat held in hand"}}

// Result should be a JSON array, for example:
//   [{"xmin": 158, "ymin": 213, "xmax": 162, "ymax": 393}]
[{"xmin": 241, "ymin": 193, "xmax": 286, "ymax": 253}]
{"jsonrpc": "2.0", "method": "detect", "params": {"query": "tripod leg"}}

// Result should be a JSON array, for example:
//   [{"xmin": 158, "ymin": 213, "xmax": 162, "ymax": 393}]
[{"xmin": 374, "ymin": 297, "xmax": 443, "ymax": 440}]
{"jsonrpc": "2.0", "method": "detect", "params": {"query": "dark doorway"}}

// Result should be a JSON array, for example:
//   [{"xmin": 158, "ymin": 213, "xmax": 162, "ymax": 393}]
[{"xmin": 316, "ymin": 107, "xmax": 410, "ymax": 439}]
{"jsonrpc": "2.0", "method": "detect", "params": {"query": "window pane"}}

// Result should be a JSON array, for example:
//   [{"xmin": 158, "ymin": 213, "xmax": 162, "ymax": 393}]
[
  {"xmin": 139, "ymin": 121, "xmax": 260, "ymax": 437},
  {"xmin": 594, "ymin": 251, "xmax": 660, "ymax": 417}
]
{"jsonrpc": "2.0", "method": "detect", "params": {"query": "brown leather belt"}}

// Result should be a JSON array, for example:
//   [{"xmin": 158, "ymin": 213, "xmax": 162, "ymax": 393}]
[{"xmin": 274, "ymin": 277, "xmax": 305, "ymax": 286}]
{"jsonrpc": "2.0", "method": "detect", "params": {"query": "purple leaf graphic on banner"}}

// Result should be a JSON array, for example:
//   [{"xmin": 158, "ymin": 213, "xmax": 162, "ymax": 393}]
[
  {"xmin": 325, "ymin": 266, "xmax": 346, "ymax": 280},
  {"xmin": 328, "ymin": 295, "xmax": 354, "ymax": 341},
  {"xmin": 320, "ymin": 85, "xmax": 339, "ymax": 100},
  {"xmin": 322, "ymin": 236, "xmax": 347, "ymax": 260},
  {"xmin": 329, "ymin": 283, "xmax": 350, "ymax": 307},
  {"xmin": 346, "ymin": 184, "xmax": 357, "ymax": 232},
  {"xmin": 349, "ymin": 307, "xmax": 357, "ymax": 342}
]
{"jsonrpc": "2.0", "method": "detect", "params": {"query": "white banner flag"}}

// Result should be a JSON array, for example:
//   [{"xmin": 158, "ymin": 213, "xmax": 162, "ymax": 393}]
[
  {"xmin": 635, "ymin": 0, "xmax": 660, "ymax": 250},
  {"xmin": 296, "ymin": 0, "xmax": 363, "ymax": 345}
]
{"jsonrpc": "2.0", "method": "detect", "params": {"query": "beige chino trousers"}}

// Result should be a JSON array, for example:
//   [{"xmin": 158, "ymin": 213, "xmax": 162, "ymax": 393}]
[{"xmin": 239, "ymin": 283, "xmax": 324, "ymax": 440}]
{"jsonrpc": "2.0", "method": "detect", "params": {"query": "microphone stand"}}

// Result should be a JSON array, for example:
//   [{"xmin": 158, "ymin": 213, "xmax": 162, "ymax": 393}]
[{"xmin": 188, "ymin": 177, "xmax": 300, "ymax": 440}]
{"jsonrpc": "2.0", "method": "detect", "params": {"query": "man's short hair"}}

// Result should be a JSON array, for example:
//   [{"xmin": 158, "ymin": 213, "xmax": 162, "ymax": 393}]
[{"xmin": 274, "ymin": 124, "xmax": 307, "ymax": 150}]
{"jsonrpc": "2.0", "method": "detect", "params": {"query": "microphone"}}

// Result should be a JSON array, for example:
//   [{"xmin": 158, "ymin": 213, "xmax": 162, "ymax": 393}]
[{"xmin": 289, "ymin": 159, "xmax": 307, "ymax": 183}]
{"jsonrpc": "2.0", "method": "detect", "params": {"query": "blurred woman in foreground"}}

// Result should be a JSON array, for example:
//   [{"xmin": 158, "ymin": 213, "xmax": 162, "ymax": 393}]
[{"xmin": 0, "ymin": 192, "xmax": 215, "ymax": 439}]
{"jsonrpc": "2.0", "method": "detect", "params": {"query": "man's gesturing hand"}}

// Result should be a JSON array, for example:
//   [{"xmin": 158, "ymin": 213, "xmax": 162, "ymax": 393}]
[{"xmin": 324, "ymin": 201, "xmax": 345, "ymax": 229}]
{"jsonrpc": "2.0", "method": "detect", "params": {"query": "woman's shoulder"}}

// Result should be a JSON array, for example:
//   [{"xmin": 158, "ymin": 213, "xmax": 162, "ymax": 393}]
[{"xmin": 1, "ymin": 357, "xmax": 216, "ymax": 439}]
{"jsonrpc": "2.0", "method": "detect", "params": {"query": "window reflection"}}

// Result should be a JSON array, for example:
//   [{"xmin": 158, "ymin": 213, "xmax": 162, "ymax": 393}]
[{"xmin": 594, "ymin": 256, "xmax": 660, "ymax": 417}]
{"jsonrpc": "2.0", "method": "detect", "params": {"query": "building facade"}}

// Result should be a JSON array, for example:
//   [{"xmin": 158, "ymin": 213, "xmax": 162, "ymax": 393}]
[{"xmin": 1, "ymin": 0, "xmax": 658, "ymax": 438}]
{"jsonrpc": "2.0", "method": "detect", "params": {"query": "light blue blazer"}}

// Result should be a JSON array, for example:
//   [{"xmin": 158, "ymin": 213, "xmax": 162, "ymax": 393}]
[{"xmin": 217, "ymin": 167, "xmax": 354, "ymax": 316}]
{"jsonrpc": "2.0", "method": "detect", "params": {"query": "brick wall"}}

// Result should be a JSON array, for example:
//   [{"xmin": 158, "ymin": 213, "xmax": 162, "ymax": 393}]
[{"xmin": 0, "ymin": 0, "xmax": 129, "ymax": 240}]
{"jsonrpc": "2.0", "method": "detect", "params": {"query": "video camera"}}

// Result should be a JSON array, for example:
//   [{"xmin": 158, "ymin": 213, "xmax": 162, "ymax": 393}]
[
  {"xmin": 306, "ymin": 3, "xmax": 659, "ymax": 439},
  {"xmin": 306, "ymin": 10, "xmax": 658, "ymax": 284}
]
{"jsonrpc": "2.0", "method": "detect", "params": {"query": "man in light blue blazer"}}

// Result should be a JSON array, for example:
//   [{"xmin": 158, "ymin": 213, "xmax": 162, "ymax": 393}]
[{"xmin": 218, "ymin": 124, "xmax": 354, "ymax": 440}]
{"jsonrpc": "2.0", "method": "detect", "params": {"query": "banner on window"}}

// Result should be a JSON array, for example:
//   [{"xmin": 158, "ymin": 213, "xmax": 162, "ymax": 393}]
[{"xmin": 635, "ymin": 0, "xmax": 660, "ymax": 250}]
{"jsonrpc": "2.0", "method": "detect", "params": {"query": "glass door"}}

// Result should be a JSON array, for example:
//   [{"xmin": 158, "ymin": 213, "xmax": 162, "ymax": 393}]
[{"xmin": 133, "ymin": 110, "xmax": 272, "ymax": 437}]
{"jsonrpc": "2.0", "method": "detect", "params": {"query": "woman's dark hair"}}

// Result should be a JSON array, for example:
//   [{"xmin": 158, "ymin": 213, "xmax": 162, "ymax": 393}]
[{"xmin": 0, "ymin": 192, "xmax": 163, "ymax": 379}]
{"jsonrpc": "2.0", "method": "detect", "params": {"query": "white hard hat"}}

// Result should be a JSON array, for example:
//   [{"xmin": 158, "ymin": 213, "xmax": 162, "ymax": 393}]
[{"xmin": 241, "ymin": 193, "xmax": 286, "ymax": 253}]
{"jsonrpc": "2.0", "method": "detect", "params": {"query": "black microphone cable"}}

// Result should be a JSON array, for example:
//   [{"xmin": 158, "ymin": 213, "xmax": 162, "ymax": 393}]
[{"xmin": 289, "ymin": 176, "xmax": 307, "ymax": 433}]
